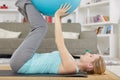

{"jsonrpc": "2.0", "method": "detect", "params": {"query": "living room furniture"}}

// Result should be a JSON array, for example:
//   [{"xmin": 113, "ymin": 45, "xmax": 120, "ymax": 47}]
[
  {"xmin": 77, "ymin": 0, "xmax": 120, "ymax": 58},
  {"xmin": 0, "ymin": 23, "xmax": 98, "ymax": 56}
]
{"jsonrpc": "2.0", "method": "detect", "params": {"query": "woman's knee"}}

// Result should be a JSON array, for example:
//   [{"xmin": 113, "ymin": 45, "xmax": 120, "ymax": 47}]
[
  {"xmin": 10, "ymin": 54, "xmax": 22, "ymax": 72},
  {"xmin": 32, "ymin": 24, "xmax": 48, "ymax": 33},
  {"xmin": 10, "ymin": 59, "xmax": 18, "ymax": 72}
]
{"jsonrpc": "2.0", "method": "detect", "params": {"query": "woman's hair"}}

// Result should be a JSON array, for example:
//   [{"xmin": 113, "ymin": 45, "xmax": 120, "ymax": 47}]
[{"xmin": 87, "ymin": 56, "xmax": 106, "ymax": 74}]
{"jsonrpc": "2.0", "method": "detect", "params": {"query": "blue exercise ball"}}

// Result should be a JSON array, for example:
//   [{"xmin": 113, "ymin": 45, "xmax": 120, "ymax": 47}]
[{"xmin": 31, "ymin": 0, "xmax": 81, "ymax": 17}]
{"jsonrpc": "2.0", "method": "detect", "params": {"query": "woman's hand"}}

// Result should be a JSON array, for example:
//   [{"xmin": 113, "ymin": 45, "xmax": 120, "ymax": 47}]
[{"xmin": 55, "ymin": 3, "xmax": 71, "ymax": 17}]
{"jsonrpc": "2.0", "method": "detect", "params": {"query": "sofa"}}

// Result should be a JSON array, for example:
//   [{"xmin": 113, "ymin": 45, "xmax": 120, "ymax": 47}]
[{"xmin": 0, "ymin": 23, "xmax": 98, "ymax": 56}]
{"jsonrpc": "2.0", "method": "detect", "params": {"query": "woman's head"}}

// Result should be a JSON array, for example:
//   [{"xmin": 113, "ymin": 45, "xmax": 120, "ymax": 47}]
[
  {"xmin": 79, "ymin": 53, "xmax": 106, "ymax": 74},
  {"xmin": 92, "ymin": 56, "xmax": 106, "ymax": 74}
]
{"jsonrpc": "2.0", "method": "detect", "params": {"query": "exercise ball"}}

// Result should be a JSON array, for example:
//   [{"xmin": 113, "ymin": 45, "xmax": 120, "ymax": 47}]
[{"xmin": 31, "ymin": 0, "xmax": 81, "ymax": 17}]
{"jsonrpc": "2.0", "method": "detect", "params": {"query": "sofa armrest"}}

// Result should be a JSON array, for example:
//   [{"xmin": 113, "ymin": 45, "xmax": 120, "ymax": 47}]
[{"xmin": 79, "ymin": 31, "xmax": 97, "ymax": 39}]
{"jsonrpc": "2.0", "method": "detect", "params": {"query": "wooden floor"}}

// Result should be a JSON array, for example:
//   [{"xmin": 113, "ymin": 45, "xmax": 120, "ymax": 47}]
[{"xmin": 0, "ymin": 65, "xmax": 120, "ymax": 80}]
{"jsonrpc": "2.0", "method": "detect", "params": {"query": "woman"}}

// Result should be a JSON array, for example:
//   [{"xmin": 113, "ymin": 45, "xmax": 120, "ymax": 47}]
[{"xmin": 10, "ymin": 0, "xmax": 106, "ymax": 74}]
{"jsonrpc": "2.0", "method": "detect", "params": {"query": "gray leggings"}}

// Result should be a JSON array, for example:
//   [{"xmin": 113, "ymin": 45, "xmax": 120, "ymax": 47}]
[{"xmin": 10, "ymin": 3, "xmax": 48, "ymax": 72}]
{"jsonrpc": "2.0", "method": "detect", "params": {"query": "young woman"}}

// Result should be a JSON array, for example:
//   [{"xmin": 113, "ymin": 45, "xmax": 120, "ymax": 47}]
[{"xmin": 10, "ymin": 0, "xmax": 106, "ymax": 74}]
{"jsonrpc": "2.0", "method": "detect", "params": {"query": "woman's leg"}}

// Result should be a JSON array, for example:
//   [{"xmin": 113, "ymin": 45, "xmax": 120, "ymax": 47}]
[{"xmin": 10, "ymin": 3, "xmax": 48, "ymax": 72}]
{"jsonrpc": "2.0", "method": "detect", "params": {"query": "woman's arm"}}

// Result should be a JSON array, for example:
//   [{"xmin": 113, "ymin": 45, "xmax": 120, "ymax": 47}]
[{"xmin": 55, "ymin": 4, "xmax": 76, "ymax": 73}]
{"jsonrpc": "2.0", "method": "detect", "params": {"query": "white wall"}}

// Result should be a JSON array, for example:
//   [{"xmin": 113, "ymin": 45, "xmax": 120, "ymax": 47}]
[
  {"xmin": 118, "ymin": 1, "xmax": 120, "ymax": 59},
  {"xmin": 118, "ymin": 26, "xmax": 119, "ymax": 58},
  {"xmin": 0, "ymin": 0, "xmax": 17, "ymax": 9}
]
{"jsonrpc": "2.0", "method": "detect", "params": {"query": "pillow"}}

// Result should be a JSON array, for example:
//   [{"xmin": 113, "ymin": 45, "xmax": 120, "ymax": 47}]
[
  {"xmin": 62, "ymin": 32, "xmax": 80, "ymax": 39},
  {"xmin": 0, "ymin": 28, "xmax": 21, "ymax": 38}
]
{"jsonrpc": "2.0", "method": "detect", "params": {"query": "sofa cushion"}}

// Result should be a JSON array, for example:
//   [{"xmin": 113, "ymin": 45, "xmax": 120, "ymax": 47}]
[
  {"xmin": 36, "ymin": 38, "xmax": 98, "ymax": 55},
  {"xmin": 64, "ymin": 39, "xmax": 98, "ymax": 55},
  {"xmin": 0, "ymin": 28, "xmax": 21, "ymax": 38},
  {"xmin": 0, "ymin": 39, "xmax": 23, "ymax": 54},
  {"xmin": 62, "ymin": 32, "xmax": 80, "ymax": 39},
  {"xmin": 0, "ymin": 23, "xmax": 81, "ymax": 39},
  {"xmin": 0, "ymin": 23, "xmax": 30, "ymax": 38},
  {"xmin": 45, "ymin": 23, "xmax": 81, "ymax": 38},
  {"xmin": 36, "ymin": 38, "xmax": 57, "ymax": 53},
  {"xmin": 79, "ymin": 31, "xmax": 97, "ymax": 39}
]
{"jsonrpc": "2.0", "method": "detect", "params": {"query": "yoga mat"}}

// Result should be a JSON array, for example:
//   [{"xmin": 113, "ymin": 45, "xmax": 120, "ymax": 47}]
[{"xmin": 0, "ymin": 70, "xmax": 87, "ymax": 77}]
